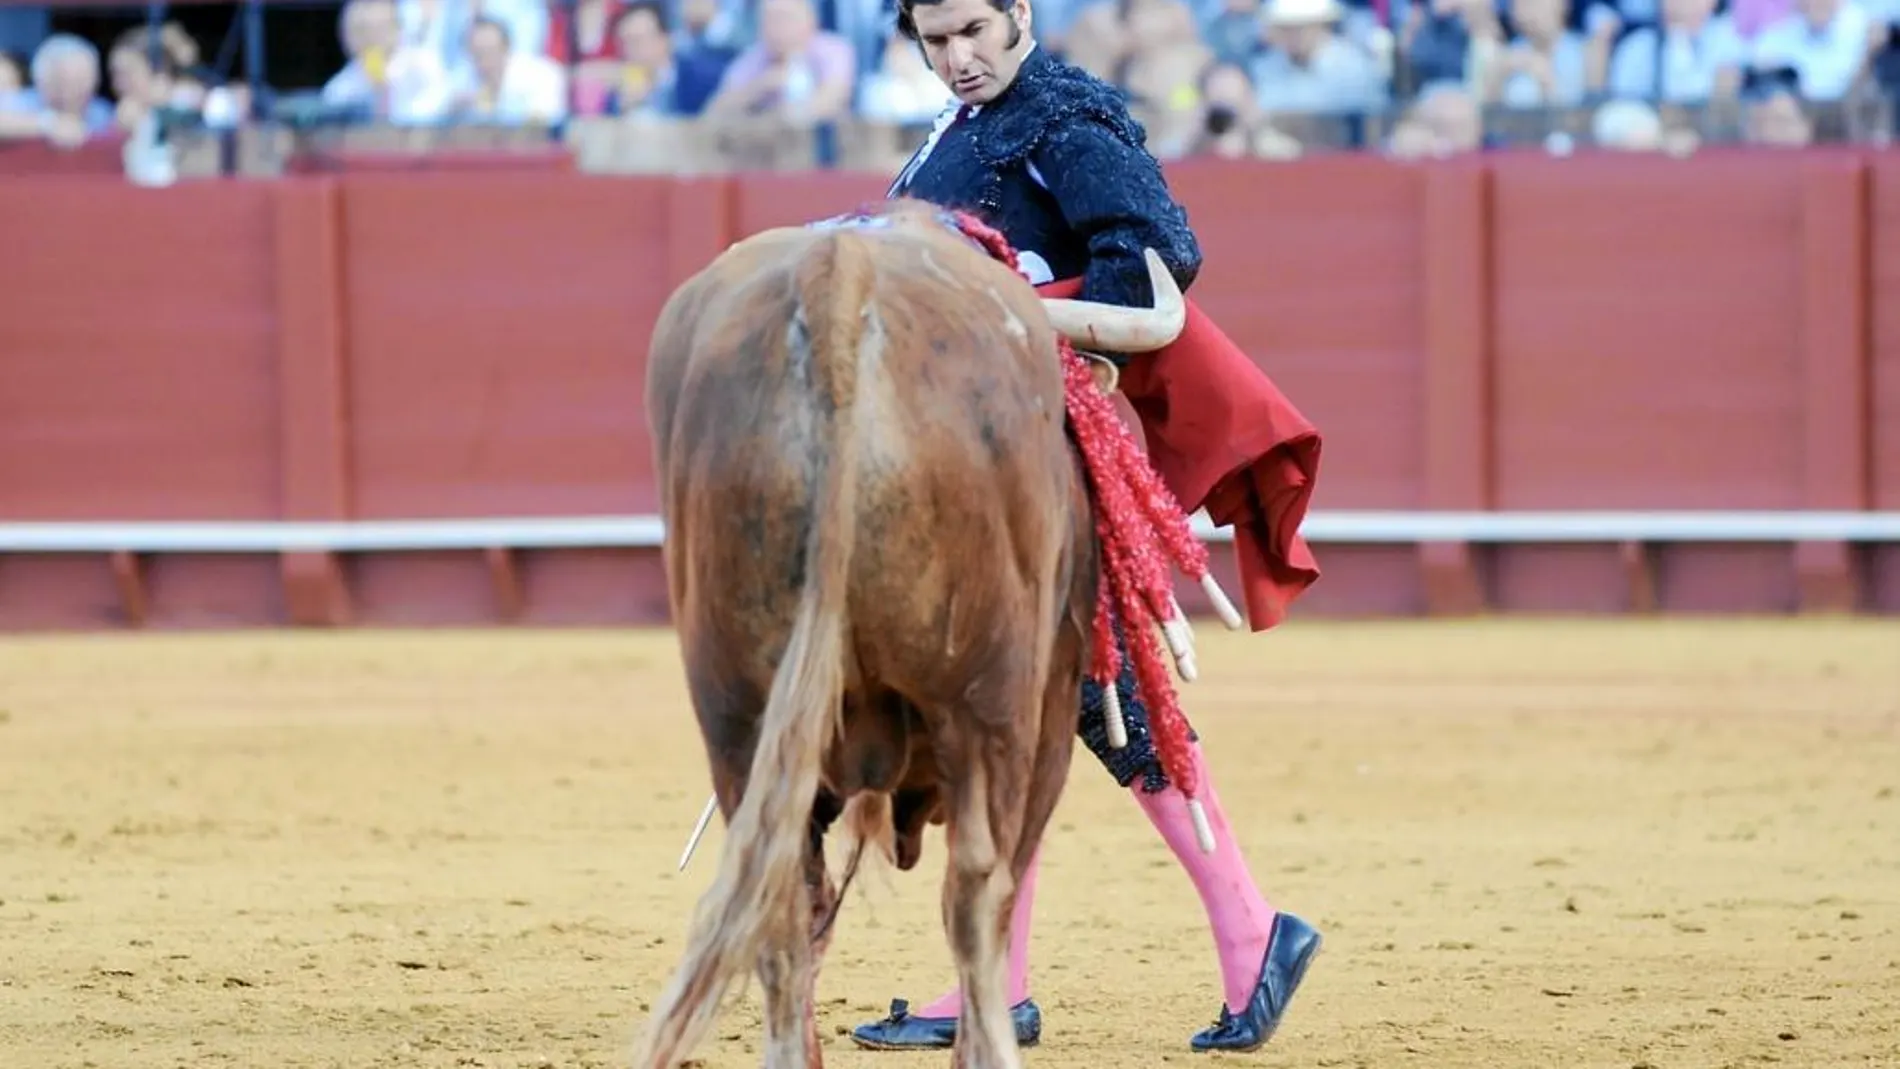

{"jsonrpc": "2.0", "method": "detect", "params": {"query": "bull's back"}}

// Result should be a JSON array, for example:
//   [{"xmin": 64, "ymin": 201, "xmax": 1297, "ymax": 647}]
[
  {"xmin": 650, "ymin": 229, "xmax": 851, "ymax": 675},
  {"xmin": 844, "ymin": 236, "xmax": 1078, "ymax": 680},
  {"xmin": 651, "ymin": 224, "xmax": 1080, "ymax": 691}
]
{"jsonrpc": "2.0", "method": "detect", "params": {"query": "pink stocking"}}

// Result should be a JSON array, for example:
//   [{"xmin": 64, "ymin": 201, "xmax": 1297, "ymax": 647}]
[
  {"xmin": 913, "ymin": 847, "xmax": 1038, "ymax": 1017},
  {"xmin": 1132, "ymin": 741, "xmax": 1277, "ymax": 1014}
]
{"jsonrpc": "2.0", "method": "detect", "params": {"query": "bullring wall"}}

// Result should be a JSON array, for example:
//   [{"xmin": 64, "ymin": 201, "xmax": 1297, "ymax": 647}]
[{"xmin": 1, "ymin": 150, "xmax": 1896, "ymax": 628}]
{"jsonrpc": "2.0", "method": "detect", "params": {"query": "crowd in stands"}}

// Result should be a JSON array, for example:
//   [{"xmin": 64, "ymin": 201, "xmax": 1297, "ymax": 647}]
[{"xmin": 1, "ymin": 0, "xmax": 1896, "ymax": 170}]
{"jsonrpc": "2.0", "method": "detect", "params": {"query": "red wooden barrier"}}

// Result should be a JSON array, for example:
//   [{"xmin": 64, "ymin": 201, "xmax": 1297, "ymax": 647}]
[{"xmin": 0, "ymin": 153, "xmax": 1896, "ymax": 629}]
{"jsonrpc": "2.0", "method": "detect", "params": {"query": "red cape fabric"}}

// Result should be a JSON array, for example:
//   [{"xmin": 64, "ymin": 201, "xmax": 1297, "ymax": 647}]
[{"xmin": 1036, "ymin": 278, "xmax": 1322, "ymax": 631}]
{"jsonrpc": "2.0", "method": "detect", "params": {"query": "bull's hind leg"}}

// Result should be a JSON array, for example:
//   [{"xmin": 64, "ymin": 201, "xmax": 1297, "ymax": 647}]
[
  {"xmin": 678, "ymin": 652, "xmax": 823, "ymax": 1069},
  {"xmin": 755, "ymin": 872, "xmax": 818, "ymax": 1069},
  {"xmin": 937, "ymin": 684, "xmax": 1042, "ymax": 1069},
  {"xmin": 800, "ymin": 792, "xmax": 846, "ymax": 1069},
  {"xmin": 753, "ymin": 796, "xmax": 839, "ymax": 1069},
  {"xmin": 943, "ymin": 765, "xmax": 1022, "ymax": 1069}
]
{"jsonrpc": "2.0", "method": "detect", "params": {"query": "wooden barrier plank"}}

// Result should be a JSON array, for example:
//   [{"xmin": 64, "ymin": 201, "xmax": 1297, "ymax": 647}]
[
  {"xmin": 337, "ymin": 172, "xmax": 700, "ymax": 521},
  {"xmin": 0, "ymin": 179, "xmax": 282, "ymax": 520},
  {"xmin": 1488, "ymin": 152, "xmax": 1808, "ymax": 612},
  {"xmin": 272, "ymin": 177, "xmax": 355, "ymax": 626},
  {"xmin": 1794, "ymin": 158, "xmax": 1871, "ymax": 613},
  {"xmin": 1419, "ymin": 161, "xmax": 1492, "ymax": 615},
  {"xmin": 1866, "ymin": 155, "xmax": 1900, "ymax": 612},
  {"xmin": 0, "ymin": 179, "xmax": 285, "ymax": 628}
]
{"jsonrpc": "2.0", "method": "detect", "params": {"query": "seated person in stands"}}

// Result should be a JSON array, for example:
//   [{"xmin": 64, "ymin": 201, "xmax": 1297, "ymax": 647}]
[
  {"xmin": 106, "ymin": 25, "xmax": 189, "ymax": 134},
  {"xmin": 857, "ymin": 27, "xmax": 956, "ymax": 124},
  {"xmin": 1385, "ymin": 79, "xmax": 1486, "ymax": 155},
  {"xmin": 1249, "ymin": 0, "xmax": 1390, "ymax": 114},
  {"xmin": 1178, "ymin": 60, "xmax": 1267, "ymax": 157},
  {"xmin": 466, "ymin": 0, "xmax": 552, "ymax": 65},
  {"xmin": 1740, "ymin": 64, "xmax": 1814, "ymax": 144},
  {"xmin": 1480, "ymin": 0, "xmax": 1596, "ymax": 108},
  {"xmin": 1589, "ymin": 96, "xmax": 1667, "ymax": 148},
  {"xmin": 1399, "ymin": 0, "xmax": 1515, "ymax": 100},
  {"xmin": 701, "ymin": 0, "xmax": 857, "ymax": 125},
  {"xmin": 552, "ymin": 0, "xmax": 630, "ymax": 114},
  {"xmin": 0, "ymin": 34, "xmax": 114, "ymax": 148},
  {"xmin": 1605, "ymin": 0, "xmax": 1747, "ymax": 104},
  {"xmin": 1204, "ymin": 0, "xmax": 1269, "ymax": 66},
  {"xmin": 592, "ymin": 1, "xmax": 731, "ymax": 117},
  {"xmin": 1749, "ymin": 0, "xmax": 1873, "ymax": 102},
  {"xmin": 321, "ymin": 0, "xmax": 453, "ymax": 124},
  {"xmin": 0, "ymin": 49, "xmax": 23, "ymax": 100},
  {"xmin": 446, "ymin": 16, "xmax": 569, "ymax": 124}
]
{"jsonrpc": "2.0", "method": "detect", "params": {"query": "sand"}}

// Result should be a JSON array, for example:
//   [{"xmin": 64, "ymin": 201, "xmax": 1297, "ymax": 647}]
[{"xmin": 1, "ymin": 618, "xmax": 1896, "ymax": 1069}]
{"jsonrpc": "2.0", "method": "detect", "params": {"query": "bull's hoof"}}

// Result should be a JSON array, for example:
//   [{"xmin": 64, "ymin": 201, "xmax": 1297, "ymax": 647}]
[
  {"xmin": 848, "ymin": 997, "xmax": 1042, "ymax": 1050},
  {"xmin": 1189, "ymin": 912, "xmax": 1322, "ymax": 1053}
]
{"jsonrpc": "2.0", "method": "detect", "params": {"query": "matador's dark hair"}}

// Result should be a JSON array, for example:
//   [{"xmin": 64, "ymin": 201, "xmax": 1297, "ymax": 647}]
[{"xmin": 895, "ymin": 0, "xmax": 1021, "ymax": 44}]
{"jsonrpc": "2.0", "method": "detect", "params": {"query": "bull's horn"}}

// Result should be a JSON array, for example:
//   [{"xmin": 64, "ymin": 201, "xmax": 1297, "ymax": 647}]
[{"xmin": 1040, "ymin": 247, "xmax": 1187, "ymax": 353}]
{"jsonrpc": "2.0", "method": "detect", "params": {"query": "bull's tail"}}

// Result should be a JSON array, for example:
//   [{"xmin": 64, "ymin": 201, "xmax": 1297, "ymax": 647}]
[{"xmin": 632, "ymin": 231, "xmax": 877, "ymax": 1069}]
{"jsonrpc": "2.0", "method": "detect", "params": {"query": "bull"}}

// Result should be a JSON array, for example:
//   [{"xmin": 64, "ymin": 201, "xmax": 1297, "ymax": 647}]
[{"xmin": 630, "ymin": 198, "xmax": 1185, "ymax": 1069}]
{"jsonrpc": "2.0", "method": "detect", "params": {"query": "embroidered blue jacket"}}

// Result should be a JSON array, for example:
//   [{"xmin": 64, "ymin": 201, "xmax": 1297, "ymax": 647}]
[{"xmin": 888, "ymin": 44, "xmax": 1203, "ymax": 323}]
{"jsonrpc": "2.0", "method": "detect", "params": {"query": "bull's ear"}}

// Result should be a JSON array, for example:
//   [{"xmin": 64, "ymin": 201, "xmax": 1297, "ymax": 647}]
[{"xmin": 1038, "ymin": 248, "xmax": 1185, "ymax": 353}]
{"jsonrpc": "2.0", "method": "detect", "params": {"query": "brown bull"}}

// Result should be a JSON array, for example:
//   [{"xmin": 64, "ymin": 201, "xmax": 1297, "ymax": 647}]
[{"xmin": 631, "ymin": 199, "xmax": 1184, "ymax": 1069}]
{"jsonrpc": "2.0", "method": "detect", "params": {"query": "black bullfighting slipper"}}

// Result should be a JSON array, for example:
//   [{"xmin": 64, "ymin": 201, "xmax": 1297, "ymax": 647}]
[
  {"xmin": 1189, "ymin": 911, "xmax": 1323, "ymax": 1053},
  {"xmin": 848, "ymin": 996, "xmax": 1043, "ymax": 1050}
]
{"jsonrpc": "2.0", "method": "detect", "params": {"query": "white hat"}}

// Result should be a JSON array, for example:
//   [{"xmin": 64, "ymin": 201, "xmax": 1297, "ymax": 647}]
[{"xmin": 1262, "ymin": 0, "xmax": 1345, "ymax": 24}]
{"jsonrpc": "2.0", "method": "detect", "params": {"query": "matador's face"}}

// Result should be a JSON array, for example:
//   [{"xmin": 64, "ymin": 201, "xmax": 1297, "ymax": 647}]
[{"xmin": 911, "ymin": 0, "xmax": 1032, "ymax": 105}]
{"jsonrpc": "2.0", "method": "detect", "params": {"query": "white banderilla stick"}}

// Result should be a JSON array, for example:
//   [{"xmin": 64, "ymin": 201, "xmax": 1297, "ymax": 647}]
[{"xmin": 677, "ymin": 795, "xmax": 719, "ymax": 872}]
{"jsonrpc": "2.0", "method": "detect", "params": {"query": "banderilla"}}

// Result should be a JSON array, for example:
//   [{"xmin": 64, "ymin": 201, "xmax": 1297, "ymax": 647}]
[{"xmin": 678, "ymin": 794, "xmax": 719, "ymax": 872}]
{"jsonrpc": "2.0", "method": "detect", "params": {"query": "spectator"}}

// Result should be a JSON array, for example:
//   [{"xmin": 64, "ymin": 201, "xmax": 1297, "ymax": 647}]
[
  {"xmin": 1606, "ymin": 0, "xmax": 1748, "ymax": 102},
  {"xmin": 322, "ymin": 0, "xmax": 454, "ymax": 124},
  {"xmin": 858, "ymin": 32, "xmax": 956, "ymax": 124},
  {"xmin": 1173, "ymin": 59, "xmax": 1271, "ymax": 155},
  {"xmin": 0, "ymin": 34, "xmax": 114, "ymax": 147},
  {"xmin": 1, "ymin": 49, "xmax": 24, "ymax": 99},
  {"xmin": 396, "ymin": 0, "xmax": 471, "ymax": 74},
  {"xmin": 136, "ymin": 21, "xmax": 227, "ymax": 118},
  {"xmin": 470, "ymin": 0, "xmax": 552, "ymax": 65},
  {"xmin": 1750, "ymin": 0, "xmax": 1876, "ymax": 100},
  {"xmin": 1385, "ymin": 77, "xmax": 1483, "ymax": 152},
  {"xmin": 1590, "ymin": 95, "xmax": 1663, "ymax": 144},
  {"xmin": 1868, "ymin": 21, "xmax": 1900, "ymax": 104},
  {"xmin": 704, "ymin": 0, "xmax": 857, "ymax": 125},
  {"xmin": 1204, "ymin": 0, "xmax": 1268, "ymax": 64},
  {"xmin": 446, "ymin": 16, "xmax": 568, "ymax": 123},
  {"xmin": 0, "ymin": 9, "xmax": 48, "ymax": 65},
  {"xmin": 1401, "ymin": 0, "xmax": 1503, "ymax": 93},
  {"xmin": 547, "ymin": 0, "xmax": 626, "ymax": 73},
  {"xmin": 107, "ymin": 25, "xmax": 186, "ymax": 134},
  {"xmin": 1482, "ymin": 0, "xmax": 1595, "ymax": 107},
  {"xmin": 1249, "ymin": 0, "xmax": 1391, "ymax": 114},
  {"xmin": 1122, "ymin": 0, "xmax": 1217, "ymax": 146},
  {"xmin": 669, "ymin": 0, "xmax": 742, "ymax": 109},
  {"xmin": 592, "ymin": 1, "xmax": 729, "ymax": 115},
  {"xmin": 1578, "ymin": 0, "xmax": 1649, "ymax": 81},
  {"xmin": 571, "ymin": 0, "xmax": 640, "ymax": 114},
  {"xmin": 1060, "ymin": 2, "xmax": 1133, "ymax": 78},
  {"xmin": 1741, "ymin": 68, "xmax": 1815, "ymax": 139},
  {"xmin": 676, "ymin": 0, "xmax": 750, "ymax": 52},
  {"xmin": 1729, "ymin": 0, "xmax": 1797, "ymax": 38}
]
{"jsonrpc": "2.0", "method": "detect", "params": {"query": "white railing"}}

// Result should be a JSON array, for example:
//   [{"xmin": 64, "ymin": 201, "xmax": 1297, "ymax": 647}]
[{"xmin": 0, "ymin": 510, "xmax": 1896, "ymax": 553}]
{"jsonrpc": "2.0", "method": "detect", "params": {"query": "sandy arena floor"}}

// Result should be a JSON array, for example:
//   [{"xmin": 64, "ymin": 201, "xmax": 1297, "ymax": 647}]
[{"xmin": 1, "ymin": 619, "xmax": 1897, "ymax": 1069}]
